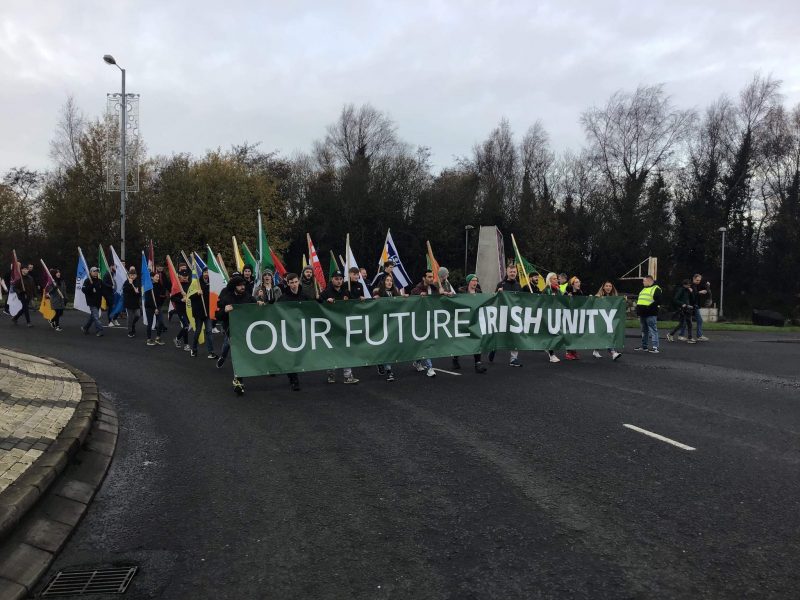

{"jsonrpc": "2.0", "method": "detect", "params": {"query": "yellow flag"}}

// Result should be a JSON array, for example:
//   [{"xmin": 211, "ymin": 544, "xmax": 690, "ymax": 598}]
[
  {"xmin": 232, "ymin": 236, "xmax": 245, "ymax": 272},
  {"xmin": 38, "ymin": 291, "xmax": 56, "ymax": 321}
]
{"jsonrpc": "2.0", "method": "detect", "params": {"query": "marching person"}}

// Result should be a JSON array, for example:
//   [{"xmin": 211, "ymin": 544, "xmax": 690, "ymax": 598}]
[
  {"xmin": 635, "ymin": 274, "xmax": 662, "ymax": 354},
  {"xmin": 277, "ymin": 273, "xmax": 305, "ymax": 391},
  {"xmin": 48, "ymin": 268, "xmax": 67, "ymax": 332},
  {"xmin": 594, "ymin": 281, "xmax": 622, "ymax": 360},
  {"xmin": 171, "ymin": 268, "xmax": 192, "ymax": 351},
  {"xmin": 438, "ymin": 266, "xmax": 456, "ymax": 297},
  {"xmin": 563, "ymin": 276, "xmax": 584, "ymax": 361},
  {"xmin": 101, "ymin": 264, "xmax": 119, "ymax": 326},
  {"xmin": 299, "ymin": 265, "xmax": 317, "ymax": 299},
  {"xmin": 143, "ymin": 276, "xmax": 164, "ymax": 347},
  {"xmin": 215, "ymin": 274, "xmax": 255, "ymax": 395},
  {"xmin": 542, "ymin": 272, "xmax": 562, "ymax": 363},
  {"xmin": 80, "ymin": 267, "xmax": 104, "ymax": 337},
  {"xmin": 667, "ymin": 279, "xmax": 696, "ymax": 344},
  {"xmin": 241, "ymin": 264, "xmax": 256, "ymax": 297},
  {"xmin": 346, "ymin": 267, "xmax": 365, "ymax": 300},
  {"xmin": 152, "ymin": 270, "xmax": 169, "ymax": 336},
  {"xmin": 558, "ymin": 273, "xmax": 569, "ymax": 294},
  {"xmin": 683, "ymin": 273, "xmax": 711, "ymax": 342},
  {"xmin": 320, "ymin": 270, "xmax": 359, "ymax": 384},
  {"xmin": 373, "ymin": 260, "xmax": 403, "ymax": 295},
  {"xmin": 410, "ymin": 270, "xmax": 439, "ymax": 377},
  {"xmin": 457, "ymin": 274, "xmax": 487, "ymax": 373},
  {"xmin": 190, "ymin": 268, "xmax": 217, "ymax": 358},
  {"xmin": 122, "ymin": 271, "xmax": 141, "ymax": 338},
  {"xmin": 372, "ymin": 272, "xmax": 400, "ymax": 381},
  {"xmin": 254, "ymin": 269, "xmax": 282, "ymax": 304},
  {"xmin": 492, "ymin": 262, "xmax": 522, "ymax": 367},
  {"xmin": 11, "ymin": 264, "xmax": 35, "ymax": 326}
]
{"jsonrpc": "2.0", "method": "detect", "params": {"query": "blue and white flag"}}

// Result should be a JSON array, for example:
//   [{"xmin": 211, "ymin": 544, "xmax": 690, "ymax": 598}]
[
  {"xmin": 140, "ymin": 251, "xmax": 154, "ymax": 327},
  {"xmin": 373, "ymin": 229, "xmax": 411, "ymax": 288},
  {"xmin": 74, "ymin": 247, "xmax": 91, "ymax": 314},
  {"xmin": 109, "ymin": 246, "xmax": 126, "ymax": 316}
]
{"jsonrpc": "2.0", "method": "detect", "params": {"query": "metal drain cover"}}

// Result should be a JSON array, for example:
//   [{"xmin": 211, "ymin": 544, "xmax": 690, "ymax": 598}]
[{"xmin": 41, "ymin": 566, "xmax": 138, "ymax": 596}]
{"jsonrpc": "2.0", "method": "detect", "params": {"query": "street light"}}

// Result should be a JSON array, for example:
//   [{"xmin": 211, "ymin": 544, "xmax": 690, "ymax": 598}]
[
  {"xmin": 718, "ymin": 226, "xmax": 727, "ymax": 320},
  {"xmin": 464, "ymin": 225, "xmax": 474, "ymax": 277},
  {"xmin": 104, "ymin": 54, "xmax": 127, "ymax": 260}
]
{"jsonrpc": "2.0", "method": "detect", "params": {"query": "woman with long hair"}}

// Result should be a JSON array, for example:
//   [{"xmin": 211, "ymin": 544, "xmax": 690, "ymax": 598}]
[
  {"xmin": 372, "ymin": 273, "xmax": 399, "ymax": 381},
  {"xmin": 594, "ymin": 280, "xmax": 622, "ymax": 360},
  {"xmin": 48, "ymin": 268, "xmax": 67, "ymax": 331},
  {"xmin": 543, "ymin": 272, "xmax": 561, "ymax": 363},
  {"xmin": 563, "ymin": 276, "xmax": 585, "ymax": 360}
]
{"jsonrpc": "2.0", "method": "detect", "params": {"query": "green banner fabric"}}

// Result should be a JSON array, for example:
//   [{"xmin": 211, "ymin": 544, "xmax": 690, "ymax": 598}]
[{"xmin": 229, "ymin": 294, "xmax": 626, "ymax": 376}]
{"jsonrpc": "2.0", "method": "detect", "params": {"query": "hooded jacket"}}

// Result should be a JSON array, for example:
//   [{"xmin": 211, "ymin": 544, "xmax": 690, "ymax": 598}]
[
  {"xmin": 82, "ymin": 275, "xmax": 104, "ymax": 308},
  {"xmin": 216, "ymin": 279, "xmax": 255, "ymax": 331}
]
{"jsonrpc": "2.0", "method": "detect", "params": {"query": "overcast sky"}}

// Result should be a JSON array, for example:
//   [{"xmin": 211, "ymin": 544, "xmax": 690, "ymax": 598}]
[{"xmin": 2, "ymin": 0, "xmax": 799, "ymax": 174}]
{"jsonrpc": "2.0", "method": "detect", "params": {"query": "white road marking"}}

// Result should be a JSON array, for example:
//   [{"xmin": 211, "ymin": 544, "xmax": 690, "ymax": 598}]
[
  {"xmin": 432, "ymin": 368, "xmax": 462, "ymax": 376},
  {"xmin": 623, "ymin": 424, "xmax": 696, "ymax": 451}
]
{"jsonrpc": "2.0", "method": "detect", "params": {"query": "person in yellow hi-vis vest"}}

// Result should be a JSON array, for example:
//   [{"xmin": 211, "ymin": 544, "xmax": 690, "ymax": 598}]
[
  {"xmin": 635, "ymin": 275, "xmax": 663, "ymax": 354},
  {"xmin": 558, "ymin": 273, "xmax": 569, "ymax": 294}
]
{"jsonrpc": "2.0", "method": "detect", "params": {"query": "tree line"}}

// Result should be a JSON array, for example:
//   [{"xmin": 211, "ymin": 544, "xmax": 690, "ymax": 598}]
[{"xmin": 1, "ymin": 74, "xmax": 798, "ymax": 318}]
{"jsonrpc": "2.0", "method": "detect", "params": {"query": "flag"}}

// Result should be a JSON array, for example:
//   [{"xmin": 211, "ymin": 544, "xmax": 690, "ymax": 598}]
[
  {"xmin": 140, "ymin": 251, "xmax": 154, "ymax": 327},
  {"xmin": 302, "ymin": 254, "xmax": 308, "ymax": 269},
  {"xmin": 240, "ymin": 242, "xmax": 258, "ymax": 274},
  {"xmin": 38, "ymin": 290, "xmax": 55, "ymax": 321},
  {"xmin": 270, "ymin": 248, "xmax": 286, "ymax": 285},
  {"xmin": 510, "ymin": 234, "xmax": 544, "ymax": 291},
  {"xmin": 7, "ymin": 250, "xmax": 23, "ymax": 316},
  {"xmin": 39, "ymin": 259, "xmax": 58, "ymax": 293},
  {"xmin": 257, "ymin": 209, "xmax": 275, "ymax": 274},
  {"xmin": 98, "ymin": 245, "xmax": 111, "ymax": 310},
  {"xmin": 328, "ymin": 250, "xmax": 339, "ymax": 279},
  {"xmin": 109, "ymin": 246, "xmax": 127, "ymax": 316},
  {"xmin": 232, "ymin": 236, "xmax": 245, "ymax": 272},
  {"xmin": 166, "ymin": 256, "xmax": 183, "ymax": 297},
  {"xmin": 345, "ymin": 235, "xmax": 371, "ymax": 299},
  {"xmin": 147, "ymin": 240, "xmax": 155, "ymax": 272},
  {"xmin": 73, "ymin": 247, "xmax": 91, "ymax": 314},
  {"xmin": 216, "ymin": 253, "xmax": 230, "ymax": 280},
  {"xmin": 306, "ymin": 233, "xmax": 326, "ymax": 291},
  {"xmin": 426, "ymin": 241, "xmax": 441, "ymax": 283},
  {"xmin": 186, "ymin": 255, "xmax": 205, "ymax": 343},
  {"xmin": 373, "ymin": 229, "xmax": 411, "ymax": 288},
  {"xmin": 206, "ymin": 246, "xmax": 226, "ymax": 317}
]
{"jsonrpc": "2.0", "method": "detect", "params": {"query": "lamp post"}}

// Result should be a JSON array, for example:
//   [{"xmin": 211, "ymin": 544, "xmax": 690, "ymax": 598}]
[
  {"xmin": 104, "ymin": 54, "xmax": 127, "ymax": 260},
  {"xmin": 464, "ymin": 225, "xmax": 474, "ymax": 277},
  {"xmin": 718, "ymin": 226, "xmax": 727, "ymax": 320}
]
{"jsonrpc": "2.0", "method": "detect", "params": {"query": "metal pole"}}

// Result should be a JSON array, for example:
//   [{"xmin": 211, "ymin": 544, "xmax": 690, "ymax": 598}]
[
  {"xmin": 719, "ymin": 229, "xmax": 725, "ymax": 319},
  {"xmin": 120, "ymin": 68, "xmax": 127, "ymax": 261},
  {"xmin": 464, "ymin": 228, "xmax": 469, "ymax": 276}
]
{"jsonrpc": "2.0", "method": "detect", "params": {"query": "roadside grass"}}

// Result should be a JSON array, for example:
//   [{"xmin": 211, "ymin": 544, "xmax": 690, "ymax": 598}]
[{"xmin": 625, "ymin": 319, "xmax": 800, "ymax": 333}]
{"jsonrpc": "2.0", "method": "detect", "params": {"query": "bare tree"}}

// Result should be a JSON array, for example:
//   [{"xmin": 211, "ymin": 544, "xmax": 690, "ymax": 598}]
[
  {"xmin": 520, "ymin": 121, "xmax": 555, "ymax": 202},
  {"xmin": 321, "ymin": 103, "xmax": 400, "ymax": 167},
  {"xmin": 472, "ymin": 118, "xmax": 519, "ymax": 226},
  {"xmin": 49, "ymin": 95, "xmax": 86, "ymax": 170}
]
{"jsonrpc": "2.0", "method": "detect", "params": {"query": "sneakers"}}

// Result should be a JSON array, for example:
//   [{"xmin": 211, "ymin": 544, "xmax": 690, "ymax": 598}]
[
  {"xmin": 386, "ymin": 370, "xmax": 395, "ymax": 382},
  {"xmin": 190, "ymin": 349, "xmax": 197, "ymax": 357},
  {"xmin": 634, "ymin": 347, "xmax": 647, "ymax": 351},
  {"xmin": 107, "ymin": 321, "xmax": 116, "ymax": 328},
  {"xmin": 649, "ymin": 348, "xmax": 660, "ymax": 354},
  {"xmin": 549, "ymin": 354, "xmax": 561, "ymax": 363},
  {"xmin": 413, "ymin": 362, "xmax": 426, "ymax": 372},
  {"xmin": 697, "ymin": 336, "xmax": 709, "ymax": 342},
  {"xmin": 27, "ymin": 323, "xmax": 33, "ymax": 328},
  {"xmin": 212, "ymin": 326, "xmax": 220, "ymax": 334},
  {"xmin": 55, "ymin": 326, "xmax": 62, "ymax": 332},
  {"xmin": 183, "ymin": 344, "xmax": 191, "ymax": 352},
  {"xmin": 488, "ymin": 351, "xmax": 496, "ymax": 363},
  {"xmin": 611, "ymin": 350, "xmax": 621, "ymax": 361},
  {"xmin": 677, "ymin": 336, "xmax": 687, "ymax": 341},
  {"xmin": 146, "ymin": 339, "xmax": 156, "ymax": 346},
  {"xmin": 509, "ymin": 358, "xmax": 522, "ymax": 367},
  {"xmin": 290, "ymin": 378, "xmax": 301, "ymax": 392},
  {"xmin": 377, "ymin": 365, "xmax": 386, "ymax": 375},
  {"xmin": 475, "ymin": 361, "xmax": 487, "ymax": 374},
  {"xmin": 127, "ymin": 332, "xmax": 135, "ymax": 338},
  {"xmin": 451, "ymin": 357, "xmax": 461, "ymax": 370},
  {"xmin": 565, "ymin": 351, "xmax": 578, "ymax": 361},
  {"xmin": 327, "ymin": 373, "xmax": 336, "ymax": 384},
  {"xmin": 592, "ymin": 350, "xmax": 602, "ymax": 358},
  {"xmin": 344, "ymin": 376, "xmax": 360, "ymax": 384},
  {"xmin": 113, "ymin": 319, "xmax": 121, "ymax": 327},
  {"xmin": 155, "ymin": 337, "xmax": 165, "ymax": 346},
  {"xmin": 49, "ymin": 319, "xmax": 56, "ymax": 329},
  {"xmin": 207, "ymin": 352, "xmax": 218, "ymax": 359},
  {"xmin": 81, "ymin": 326, "xmax": 88, "ymax": 335},
  {"xmin": 95, "ymin": 330, "xmax": 103, "ymax": 337},
  {"xmin": 216, "ymin": 356, "xmax": 226, "ymax": 369},
  {"xmin": 687, "ymin": 339, "xmax": 697, "ymax": 344},
  {"xmin": 173, "ymin": 337, "xmax": 182, "ymax": 348},
  {"xmin": 666, "ymin": 333, "xmax": 674, "ymax": 342},
  {"xmin": 233, "ymin": 378, "xmax": 244, "ymax": 396},
  {"xmin": 426, "ymin": 367, "xmax": 436, "ymax": 377}
]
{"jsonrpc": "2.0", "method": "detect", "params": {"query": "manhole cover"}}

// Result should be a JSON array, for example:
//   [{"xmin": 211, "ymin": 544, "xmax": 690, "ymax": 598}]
[{"xmin": 41, "ymin": 566, "xmax": 138, "ymax": 597}]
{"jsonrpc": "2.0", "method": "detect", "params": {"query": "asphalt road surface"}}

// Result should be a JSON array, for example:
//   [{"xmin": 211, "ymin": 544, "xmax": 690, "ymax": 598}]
[{"xmin": 4, "ymin": 311, "xmax": 800, "ymax": 599}]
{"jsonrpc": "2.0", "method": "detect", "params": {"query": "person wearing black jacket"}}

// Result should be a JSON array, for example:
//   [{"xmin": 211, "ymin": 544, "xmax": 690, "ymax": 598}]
[
  {"xmin": 11, "ymin": 265, "xmax": 35, "ymax": 326},
  {"xmin": 152, "ymin": 271, "xmax": 169, "ymax": 335},
  {"xmin": 563, "ymin": 276, "xmax": 585, "ymax": 360},
  {"xmin": 48, "ymin": 268, "xmax": 67, "ymax": 331},
  {"xmin": 171, "ymin": 270, "xmax": 192, "ymax": 351},
  {"xmin": 101, "ymin": 266, "xmax": 117, "ymax": 326},
  {"xmin": 190, "ymin": 268, "xmax": 217, "ymax": 359},
  {"xmin": 346, "ymin": 267, "xmax": 365, "ymax": 300},
  {"xmin": 215, "ymin": 274, "xmax": 256, "ymax": 395},
  {"xmin": 410, "ymin": 270, "xmax": 439, "ymax": 377},
  {"xmin": 320, "ymin": 271, "xmax": 359, "ymax": 384},
  {"xmin": 492, "ymin": 263, "xmax": 522, "ymax": 367},
  {"xmin": 242, "ymin": 265, "xmax": 256, "ymax": 297},
  {"xmin": 142, "ymin": 276, "xmax": 164, "ymax": 347},
  {"xmin": 80, "ymin": 267, "xmax": 105, "ymax": 336},
  {"xmin": 456, "ymin": 274, "xmax": 487, "ymax": 373},
  {"xmin": 667, "ymin": 279, "xmax": 696, "ymax": 344},
  {"xmin": 122, "ymin": 272, "xmax": 141, "ymax": 338},
  {"xmin": 635, "ymin": 275, "xmax": 663, "ymax": 353},
  {"xmin": 277, "ymin": 273, "xmax": 305, "ymax": 391},
  {"xmin": 253, "ymin": 269, "xmax": 282, "ymax": 304}
]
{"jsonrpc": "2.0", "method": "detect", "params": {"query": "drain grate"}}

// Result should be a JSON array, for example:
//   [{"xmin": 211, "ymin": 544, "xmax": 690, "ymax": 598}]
[{"xmin": 41, "ymin": 566, "xmax": 138, "ymax": 597}]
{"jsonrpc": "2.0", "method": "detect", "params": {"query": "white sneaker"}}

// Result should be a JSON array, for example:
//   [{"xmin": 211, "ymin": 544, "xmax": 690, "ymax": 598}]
[
  {"xmin": 611, "ymin": 350, "xmax": 621, "ymax": 361},
  {"xmin": 592, "ymin": 350, "xmax": 602, "ymax": 358},
  {"xmin": 549, "ymin": 354, "xmax": 560, "ymax": 363},
  {"xmin": 183, "ymin": 344, "xmax": 191, "ymax": 352},
  {"xmin": 114, "ymin": 319, "xmax": 121, "ymax": 326},
  {"xmin": 697, "ymin": 336, "xmax": 709, "ymax": 342},
  {"xmin": 414, "ymin": 362, "xmax": 426, "ymax": 372},
  {"xmin": 212, "ymin": 326, "xmax": 220, "ymax": 334},
  {"xmin": 107, "ymin": 322, "xmax": 116, "ymax": 328},
  {"xmin": 677, "ymin": 336, "xmax": 687, "ymax": 341},
  {"xmin": 426, "ymin": 367, "xmax": 436, "ymax": 377}
]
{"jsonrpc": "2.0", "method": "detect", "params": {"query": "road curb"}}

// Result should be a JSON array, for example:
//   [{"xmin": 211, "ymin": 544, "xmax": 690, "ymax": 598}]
[{"xmin": 0, "ymin": 353, "xmax": 117, "ymax": 599}]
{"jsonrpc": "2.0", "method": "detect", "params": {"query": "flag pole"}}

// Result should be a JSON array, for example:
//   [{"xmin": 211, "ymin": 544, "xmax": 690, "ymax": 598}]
[
  {"xmin": 40, "ymin": 258, "xmax": 64, "ymax": 299},
  {"xmin": 216, "ymin": 253, "xmax": 230, "ymax": 280},
  {"xmin": 511, "ymin": 234, "xmax": 533, "ymax": 292}
]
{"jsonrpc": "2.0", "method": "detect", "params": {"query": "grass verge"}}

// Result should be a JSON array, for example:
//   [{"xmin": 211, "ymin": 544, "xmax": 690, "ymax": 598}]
[{"xmin": 625, "ymin": 319, "xmax": 800, "ymax": 333}]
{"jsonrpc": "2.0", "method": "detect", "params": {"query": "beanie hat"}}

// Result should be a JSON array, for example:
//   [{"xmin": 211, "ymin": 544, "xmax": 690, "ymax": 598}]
[
  {"xmin": 465, "ymin": 274, "xmax": 477, "ymax": 284},
  {"xmin": 438, "ymin": 266, "xmax": 449, "ymax": 279}
]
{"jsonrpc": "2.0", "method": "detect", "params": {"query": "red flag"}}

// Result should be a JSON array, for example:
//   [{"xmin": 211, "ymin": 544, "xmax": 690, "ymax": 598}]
[
  {"xmin": 39, "ymin": 259, "xmax": 56, "ymax": 290},
  {"xmin": 10, "ymin": 250, "xmax": 22, "ymax": 284},
  {"xmin": 270, "ymin": 248, "xmax": 287, "ymax": 279},
  {"xmin": 166, "ymin": 255, "xmax": 183, "ymax": 296},
  {"xmin": 306, "ymin": 234, "xmax": 326, "ymax": 291}
]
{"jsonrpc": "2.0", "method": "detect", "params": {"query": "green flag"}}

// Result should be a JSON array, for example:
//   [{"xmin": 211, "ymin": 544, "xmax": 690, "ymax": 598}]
[
  {"xmin": 98, "ymin": 245, "xmax": 110, "ymax": 279},
  {"xmin": 257, "ymin": 209, "xmax": 275, "ymax": 274},
  {"xmin": 240, "ymin": 241, "xmax": 258, "ymax": 274},
  {"xmin": 329, "ymin": 250, "xmax": 339, "ymax": 279}
]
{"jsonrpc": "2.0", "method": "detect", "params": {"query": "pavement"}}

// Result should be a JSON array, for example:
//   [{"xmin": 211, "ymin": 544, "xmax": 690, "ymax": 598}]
[{"xmin": 2, "ymin": 311, "xmax": 800, "ymax": 599}]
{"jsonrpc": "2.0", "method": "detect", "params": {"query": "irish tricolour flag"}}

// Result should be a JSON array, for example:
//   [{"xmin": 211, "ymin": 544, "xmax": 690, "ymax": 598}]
[{"xmin": 206, "ymin": 245, "xmax": 227, "ymax": 317}]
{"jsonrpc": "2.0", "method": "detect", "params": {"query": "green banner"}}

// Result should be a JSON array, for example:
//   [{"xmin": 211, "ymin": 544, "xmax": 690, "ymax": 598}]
[{"xmin": 229, "ymin": 294, "xmax": 626, "ymax": 376}]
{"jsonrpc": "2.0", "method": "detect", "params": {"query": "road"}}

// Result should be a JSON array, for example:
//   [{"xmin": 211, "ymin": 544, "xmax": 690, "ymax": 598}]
[{"xmin": 4, "ymin": 311, "xmax": 800, "ymax": 599}]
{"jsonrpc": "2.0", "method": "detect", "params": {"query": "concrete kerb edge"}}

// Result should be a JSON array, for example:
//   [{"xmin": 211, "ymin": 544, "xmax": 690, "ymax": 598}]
[{"xmin": 0, "ymin": 352, "xmax": 99, "ymax": 543}]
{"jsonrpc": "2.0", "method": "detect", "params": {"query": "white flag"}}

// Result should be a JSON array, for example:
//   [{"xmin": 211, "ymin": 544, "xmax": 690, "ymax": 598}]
[
  {"xmin": 345, "ymin": 236, "xmax": 371, "ymax": 300},
  {"xmin": 73, "ymin": 247, "xmax": 91, "ymax": 314}
]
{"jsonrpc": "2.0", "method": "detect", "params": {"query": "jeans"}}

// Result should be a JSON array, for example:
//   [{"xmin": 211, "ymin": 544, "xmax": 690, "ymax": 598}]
[
  {"xmin": 419, "ymin": 358, "xmax": 432, "ymax": 369},
  {"xmin": 679, "ymin": 306, "xmax": 704, "ymax": 338},
  {"xmin": 176, "ymin": 313, "xmax": 190, "ymax": 344},
  {"xmin": 193, "ymin": 318, "xmax": 214, "ymax": 353},
  {"xmin": 220, "ymin": 333, "xmax": 231, "ymax": 359},
  {"xmin": 84, "ymin": 306, "xmax": 103, "ymax": 333},
  {"xmin": 671, "ymin": 310, "xmax": 693, "ymax": 339},
  {"xmin": 144, "ymin": 307, "xmax": 158, "ymax": 339},
  {"xmin": 126, "ymin": 308, "xmax": 140, "ymax": 334},
  {"xmin": 639, "ymin": 316, "xmax": 659, "ymax": 349},
  {"xmin": 53, "ymin": 309, "xmax": 64, "ymax": 327}
]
